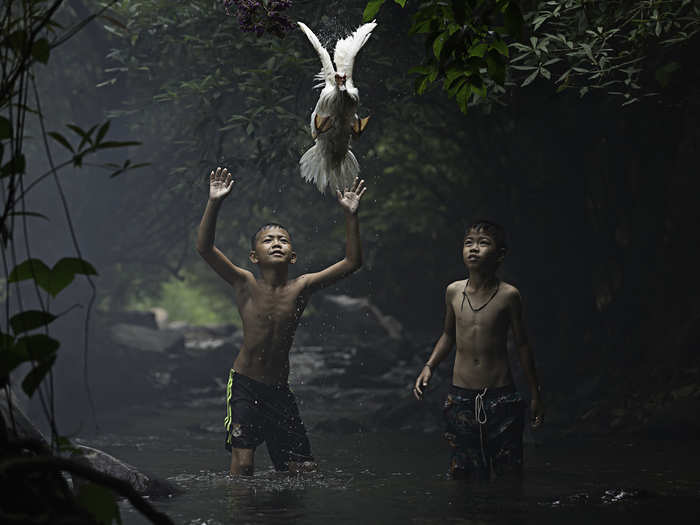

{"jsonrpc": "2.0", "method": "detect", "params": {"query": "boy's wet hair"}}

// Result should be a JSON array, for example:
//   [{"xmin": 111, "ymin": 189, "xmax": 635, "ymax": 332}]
[
  {"xmin": 251, "ymin": 223, "xmax": 291, "ymax": 250},
  {"xmin": 465, "ymin": 220, "xmax": 507, "ymax": 250}
]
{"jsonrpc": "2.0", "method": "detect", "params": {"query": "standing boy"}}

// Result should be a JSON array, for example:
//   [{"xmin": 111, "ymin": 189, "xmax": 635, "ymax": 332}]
[
  {"xmin": 197, "ymin": 167, "xmax": 366, "ymax": 475},
  {"xmin": 413, "ymin": 221, "xmax": 544, "ymax": 481}
]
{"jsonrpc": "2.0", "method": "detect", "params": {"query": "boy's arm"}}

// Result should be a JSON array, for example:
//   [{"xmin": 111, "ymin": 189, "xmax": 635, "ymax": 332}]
[
  {"xmin": 301, "ymin": 178, "xmax": 366, "ymax": 293},
  {"xmin": 414, "ymin": 284, "xmax": 457, "ymax": 399},
  {"xmin": 507, "ymin": 287, "xmax": 544, "ymax": 428},
  {"xmin": 196, "ymin": 167, "xmax": 254, "ymax": 292}
]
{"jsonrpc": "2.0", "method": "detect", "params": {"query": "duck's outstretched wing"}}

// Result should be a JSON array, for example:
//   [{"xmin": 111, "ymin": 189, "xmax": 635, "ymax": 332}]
[
  {"xmin": 298, "ymin": 21, "xmax": 335, "ymax": 89},
  {"xmin": 333, "ymin": 20, "xmax": 377, "ymax": 82}
]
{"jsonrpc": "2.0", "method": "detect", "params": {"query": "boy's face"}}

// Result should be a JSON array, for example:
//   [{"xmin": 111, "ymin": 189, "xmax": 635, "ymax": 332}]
[
  {"xmin": 463, "ymin": 229, "xmax": 504, "ymax": 270},
  {"xmin": 249, "ymin": 226, "xmax": 296, "ymax": 266}
]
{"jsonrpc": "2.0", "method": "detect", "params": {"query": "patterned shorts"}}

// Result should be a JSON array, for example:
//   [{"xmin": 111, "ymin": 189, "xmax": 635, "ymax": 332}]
[
  {"xmin": 443, "ymin": 383, "xmax": 524, "ymax": 480},
  {"xmin": 224, "ymin": 370, "xmax": 314, "ymax": 471}
]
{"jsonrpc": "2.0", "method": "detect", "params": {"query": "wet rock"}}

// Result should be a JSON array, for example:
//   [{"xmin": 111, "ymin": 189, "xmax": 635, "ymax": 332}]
[
  {"xmin": 301, "ymin": 294, "xmax": 403, "ymax": 343},
  {"xmin": 345, "ymin": 337, "xmax": 404, "ymax": 377},
  {"xmin": 186, "ymin": 422, "xmax": 223, "ymax": 434},
  {"xmin": 150, "ymin": 307, "xmax": 169, "ymax": 329},
  {"xmin": 370, "ymin": 385, "xmax": 447, "ymax": 433},
  {"xmin": 169, "ymin": 343, "xmax": 238, "ymax": 390},
  {"xmin": 109, "ymin": 323, "xmax": 185, "ymax": 354},
  {"xmin": 96, "ymin": 310, "xmax": 159, "ymax": 330},
  {"xmin": 71, "ymin": 444, "xmax": 179, "ymax": 500},
  {"xmin": 0, "ymin": 391, "xmax": 179, "ymax": 500}
]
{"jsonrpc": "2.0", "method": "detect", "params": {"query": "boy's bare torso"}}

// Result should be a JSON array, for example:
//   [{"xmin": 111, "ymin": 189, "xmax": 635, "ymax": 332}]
[
  {"xmin": 447, "ymin": 279, "xmax": 518, "ymax": 389},
  {"xmin": 232, "ymin": 276, "xmax": 311, "ymax": 384}
]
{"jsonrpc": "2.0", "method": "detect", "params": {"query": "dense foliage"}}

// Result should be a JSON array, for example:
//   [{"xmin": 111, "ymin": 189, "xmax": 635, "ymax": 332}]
[
  {"xmin": 9, "ymin": 0, "xmax": 699, "ymax": 437},
  {"xmin": 363, "ymin": 0, "xmax": 699, "ymax": 110},
  {"xmin": 1, "ymin": 1, "xmax": 171, "ymax": 523}
]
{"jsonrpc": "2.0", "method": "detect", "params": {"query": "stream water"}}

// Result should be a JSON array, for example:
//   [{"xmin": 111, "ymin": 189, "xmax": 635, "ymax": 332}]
[{"xmin": 78, "ymin": 376, "xmax": 699, "ymax": 525}]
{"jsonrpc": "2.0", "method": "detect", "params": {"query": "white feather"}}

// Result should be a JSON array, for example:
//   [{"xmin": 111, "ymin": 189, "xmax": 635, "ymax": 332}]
[
  {"xmin": 333, "ymin": 20, "xmax": 377, "ymax": 85},
  {"xmin": 297, "ymin": 22, "xmax": 334, "ymax": 89}
]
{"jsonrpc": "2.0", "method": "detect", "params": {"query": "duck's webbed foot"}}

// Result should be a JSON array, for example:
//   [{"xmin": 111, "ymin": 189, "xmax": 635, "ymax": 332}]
[
  {"xmin": 312, "ymin": 114, "xmax": 333, "ymax": 139},
  {"xmin": 351, "ymin": 115, "xmax": 370, "ymax": 136}
]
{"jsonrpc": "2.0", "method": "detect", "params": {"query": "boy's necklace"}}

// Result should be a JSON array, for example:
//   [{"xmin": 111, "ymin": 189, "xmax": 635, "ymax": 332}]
[{"xmin": 461, "ymin": 279, "xmax": 500, "ymax": 312}]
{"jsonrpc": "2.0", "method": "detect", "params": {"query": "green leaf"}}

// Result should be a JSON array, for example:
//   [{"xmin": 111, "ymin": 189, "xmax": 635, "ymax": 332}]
[
  {"xmin": 363, "ymin": 0, "xmax": 386, "ymax": 22},
  {"xmin": 0, "ymin": 343, "xmax": 26, "ymax": 378},
  {"xmin": 486, "ymin": 52, "xmax": 505, "ymax": 85},
  {"xmin": 66, "ymin": 124, "xmax": 91, "ymax": 145},
  {"xmin": 490, "ymin": 39, "xmax": 509, "ymax": 57},
  {"xmin": 521, "ymin": 68, "xmax": 539, "ymax": 87},
  {"xmin": 581, "ymin": 43, "xmax": 595, "ymax": 62},
  {"xmin": 655, "ymin": 61, "xmax": 680, "ymax": 87},
  {"xmin": 8, "ymin": 211, "xmax": 49, "ymax": 221},
  {"xmin": 1, "ymin": 154, "xmax": 26, "ymax": 178},
  {"xmin": 14, "ymin": 334, "xmax": 60, "ymax": 362},
  {"xmin": 468, "ymin": 42, "xmax": 488, "ymax": 58},
  {"xmin": 78, "ymin": 124, "xmax": 99, "ymax": 151},
  {"xmin": 10, "ymin": 310, "xmax": 57, "ymax": 335},
  {"xmin": 394, "ymin": 0, "xmax": 407, "ymax": 6},
  {"xmin": 446, "ymin": 76, "xmax": 467, "ymax": 96},
  {"xmin": 94, "ymin": 140, "xmax": 140, "ymax": 150},
  {"xmin": 416, "ymin": 75, "xmax": 430, "ymax": 95},
  {"xmin": 8, "ymin": 259, "xmax": 51, "ymax": 290},
  {"xmin": 31, "ymin": 38, "xmax": 50, "ymax": 64},
  {"xmin": 47, "ymin": 257, "xmax": 98, "ymax": 297},
  {"xmin": 433, "ymin": 31, "xmax": 449, "ymax": 59},
  {"xmin": 95, "ymin": 121, "xmax": 111, "ymax": 145},
  {"xmin": 471, "ymin": 80, "xmax": 486, "ymax": 99},
  {"xmin": 48, "ymin": 131, "xmax": 75, "ymax": 153},
  {"xmin": 76, "ymin": 483, "xmax": 122, "ymax": 525},
  {"xmin": 0, "ymin": 116, "xmax": 11, "ymax": 139},
  {"xmin": 408, "ymin": 65, "xmax": 432, "ymax": 75},
  {"xmin": 109, "ymin": 162, "xmax": 149, "ymax": 178},
  {"xmin": 456, "ymin": 83, "xmax": 470, "ymax": 114},
  {"xmin": 22, "ymin": 356, "xmax": 56, "ymax": 397}
]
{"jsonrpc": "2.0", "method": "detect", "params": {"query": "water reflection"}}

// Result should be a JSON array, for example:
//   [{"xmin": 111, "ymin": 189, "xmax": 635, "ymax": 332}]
[{"xmin": 228, "ymin": 481, "xmax": 308, "ymax": 523}]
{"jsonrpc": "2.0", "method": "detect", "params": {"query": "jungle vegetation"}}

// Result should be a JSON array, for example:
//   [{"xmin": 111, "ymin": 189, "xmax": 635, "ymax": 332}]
[{"xmin": 1, "ymin": 0, "xmax": 699, "ymax": 522}]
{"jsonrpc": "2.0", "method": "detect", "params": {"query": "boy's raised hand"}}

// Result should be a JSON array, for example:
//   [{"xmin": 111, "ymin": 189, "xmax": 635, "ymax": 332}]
[
  {"xmin": 413, "ymin": 365, "xmax": 432, "ymax": 400},
  {"xmin": 209, "ymin": 167, "xmax": 234, "ymax": 201},
  {"xmin": 336, "ymin": 177, "xmax": 367, "ymax": 215}
]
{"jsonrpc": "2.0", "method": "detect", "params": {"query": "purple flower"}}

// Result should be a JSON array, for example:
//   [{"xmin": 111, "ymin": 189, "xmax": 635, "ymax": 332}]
[{"xmin": 222, "ymin": 0, "xmax": 294, "ymax": 38}]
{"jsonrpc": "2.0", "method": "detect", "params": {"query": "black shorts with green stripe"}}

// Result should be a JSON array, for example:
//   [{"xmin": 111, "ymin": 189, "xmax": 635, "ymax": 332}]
[{"xmin": 224, "ymin": 369, "xmax": 313, "ymax": 471}]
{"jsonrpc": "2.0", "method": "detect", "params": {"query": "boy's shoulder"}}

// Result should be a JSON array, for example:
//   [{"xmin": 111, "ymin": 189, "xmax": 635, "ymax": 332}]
[
  {"xmin": 498, "ymin": 280, "xmax": 520, "ymax": 297},
  {"xmin": 445, "ymin": 279, "xmax": 466, "ymax": 297}
]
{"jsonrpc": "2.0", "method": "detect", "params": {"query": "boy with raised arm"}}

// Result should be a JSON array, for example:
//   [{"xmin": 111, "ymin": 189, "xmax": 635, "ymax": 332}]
[
  {"xmin": 414, "ymin": 221, "xmax": 544, "ymax": 481},
  {"xmin": 197, "ymin": 167, "xmax": 366, "ymax": 475}
]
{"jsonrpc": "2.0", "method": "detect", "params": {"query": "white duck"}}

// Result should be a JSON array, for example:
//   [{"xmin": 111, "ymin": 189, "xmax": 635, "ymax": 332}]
[{"xmin": 297, "ymin": 20, "xmax": 377, "ymax": 194}]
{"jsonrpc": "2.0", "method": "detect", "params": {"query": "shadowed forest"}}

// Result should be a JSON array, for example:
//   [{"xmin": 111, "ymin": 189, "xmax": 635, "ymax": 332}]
[{"xmin": 2, "ymin": 1, "xmax": 699, "ymax": 523}]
